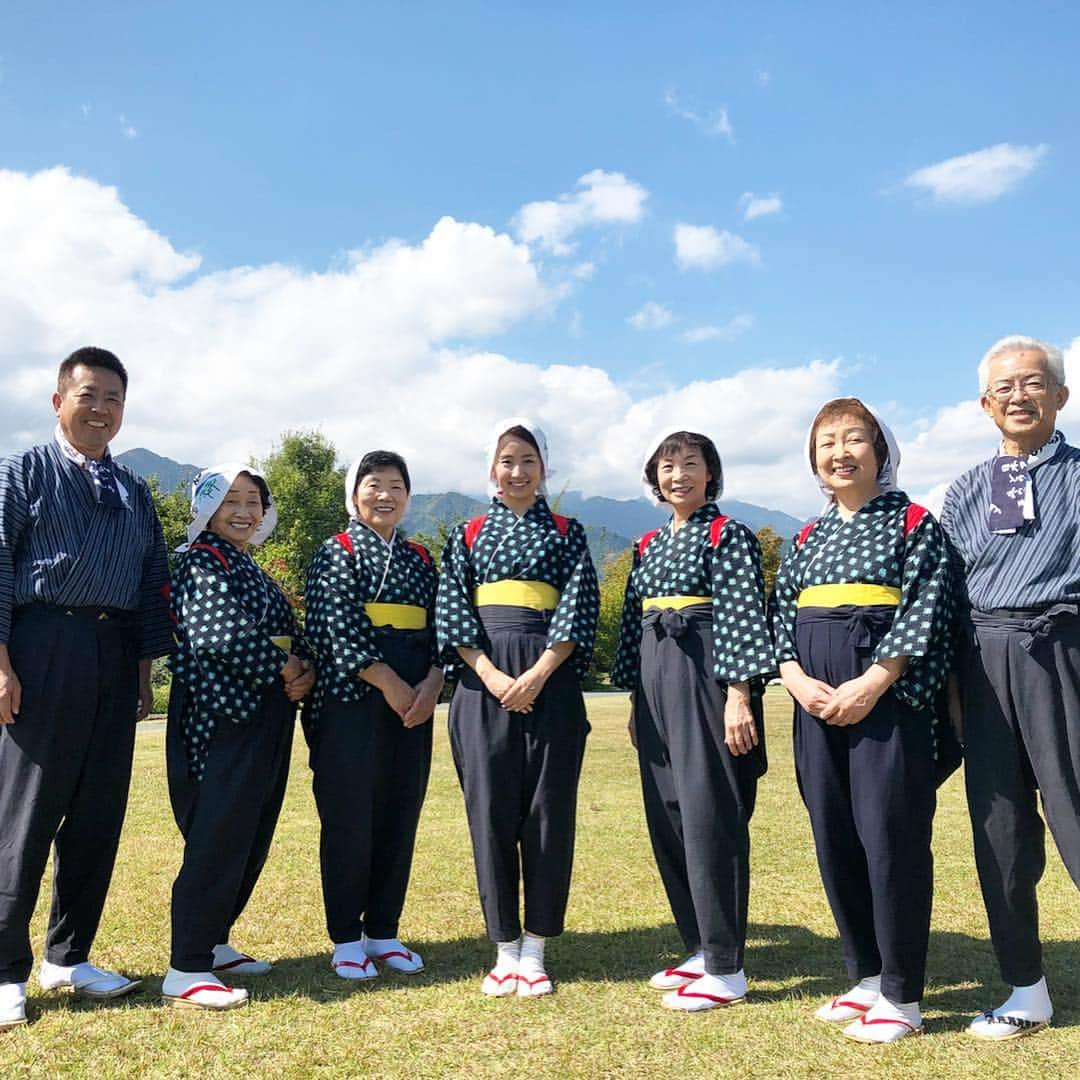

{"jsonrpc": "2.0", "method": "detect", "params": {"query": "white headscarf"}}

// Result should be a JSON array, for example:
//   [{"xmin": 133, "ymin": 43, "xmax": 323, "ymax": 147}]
[
  {"xmin": 343, "ymin": 452, "xmax": 411, "ymax": 520},
  {"xmin": 486, "ymin": 416, "xmax": 551, "ymax": 498},
  {"xmin": 181, "ymin": 463, "xmax": 278, "ymax": 550},
  {"xmin": 807, "ymin": 402, "xmax": 901, "ymax": 501},
  {"xmin": 639, "ymin": 426, "xmax": 725, "ymax": 507}
]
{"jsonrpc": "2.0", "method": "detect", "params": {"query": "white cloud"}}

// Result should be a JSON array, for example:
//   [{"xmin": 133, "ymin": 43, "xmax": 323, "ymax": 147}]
[
  {"xmin": 119, "ymin": 114, "xmax": 138, "ymax": 140},
  {"xmin": 627, "ymin": 301, "xmax": 674, "ymax": 332},
  {"xmin": 682, "ymin": 314, "xmax": 754, "ymax": 344},
  {"xmin": 7, "ymin": 166, "xmax": 1070, "ymax": 519},
  {"xmin": 80, "ymin": 102, "xmax": 92, "ymax": 117},
  {"xmin": 570, "ymin": 261, "xmax": 596, "ymax": 280},
  {"xmin": 663, "ymin": 88, "xmax": 733, "ymax": 140},
  {"xmin": 674, "ymin": 223, "xmax": 760, "ymax": 271},
  {"xmin": 739, "ymin": 192, "xmax": 783, "ymax": 220},
  {"xmin": 755, "ymin": 70, "xmax": 771, "ymax": 89},
  {"xmin": 903, "ymin": 142, "xmax": 1048, "ymax": 204},
  {"xmin": 513, "ymin": 169, "xmax": 648, "ymax": 256}
]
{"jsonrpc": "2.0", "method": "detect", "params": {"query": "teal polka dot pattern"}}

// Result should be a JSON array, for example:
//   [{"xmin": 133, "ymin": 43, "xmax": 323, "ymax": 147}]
[
  {"xmin": 435, "ymin": 496, "xmax": 599, "ymax": 680},
  {"xmin": 168, "ymin": 530, "xmax": 304, "ymax": 780},
  {"xmin": 611, "ymin": 503, "xmax": 775, "ymax": 688},
  {"xmin": 768, "ymin": 490, "xmax": 953, "ymax": 712},
  {"xmin": 303, "ymin": 521, "xmax": 438, "ymax": 722}
]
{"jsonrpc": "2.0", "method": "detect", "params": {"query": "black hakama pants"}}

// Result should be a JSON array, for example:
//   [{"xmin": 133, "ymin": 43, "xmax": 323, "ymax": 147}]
[
  {"xmin": 633, "ymin": 606, "xmax": 766, "ymax": 977},
  {"xmin": 449, "ymin": 606, "xmax": 588, "ymax": 943},
  {"xmin": 962, "ymin": 605, "xmax": 1080, "ymax": 988},
  {"xmin": 0, "ymin": 605, "xmax": 139, "ymax": 984},
  {"xmin": 793, "ymin": 605, "xmax": 936, "ymax": 1004},
  {"xmin": 167, "ymin": 680, "xmax": 294, "ymax": 972},
  {"xmin": 308, "ymin": 628, "xmax": 434, "ymax": 944}
]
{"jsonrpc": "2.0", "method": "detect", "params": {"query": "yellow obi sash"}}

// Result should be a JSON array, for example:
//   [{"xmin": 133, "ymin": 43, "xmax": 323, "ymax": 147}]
[
  {"xmin": 363, "ymin": 603, "xmax": 428, "ymax": 629},
  {"xmin": 797, "ymin": 584, "xmax": 902, "ymax": 608},
  {"xmin": 474, "ymin": 580, "xmax": 560, "ymax": 611},
  {"xmin": 642, "ymin": 596, "xmax": 712, "ymax": 611}
]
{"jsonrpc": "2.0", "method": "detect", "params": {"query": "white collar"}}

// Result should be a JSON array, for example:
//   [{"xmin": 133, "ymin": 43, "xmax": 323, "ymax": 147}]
[{"xmin": 54, "ymin": 425, "xmax": 130, "ymax": 507}]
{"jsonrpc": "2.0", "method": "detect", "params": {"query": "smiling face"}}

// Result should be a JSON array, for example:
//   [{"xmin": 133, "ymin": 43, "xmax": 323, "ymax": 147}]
[
  {"xmin": 981, "ymin": 347, "xmax": 1069, "ymax": 454},
  {"xmin": 353, "ymin": 466, "xmax": 409, "ymax": 538},
  {"xmin": 491, "ymin": 434, "xmax": 543, "ymax": 513},
  {"xmin": 813, "ymin": 414, "xmax": 882, "ymax": 503},
  {"xmin": 207, "ymin": 473, "xmax": 265, "ymax": 549},
  {"xmin": 655, "ymin": 446, "xmax": 711, "ymax": 516},
  {"xmin": 52, "ymin": 363, "xmax": 126, "ymax": 459}
]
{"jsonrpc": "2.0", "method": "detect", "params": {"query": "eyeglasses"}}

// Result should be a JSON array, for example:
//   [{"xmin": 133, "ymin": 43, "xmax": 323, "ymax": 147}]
[{"xmin": 984, "ymin": 375, "xmax": 1055, "ymax": 402}]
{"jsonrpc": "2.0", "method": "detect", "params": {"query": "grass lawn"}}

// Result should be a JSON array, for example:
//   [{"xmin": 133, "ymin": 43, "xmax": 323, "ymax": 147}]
[{"xmin": 3, "ymin": 686, "xmax": 1079, "ymax": 1078}]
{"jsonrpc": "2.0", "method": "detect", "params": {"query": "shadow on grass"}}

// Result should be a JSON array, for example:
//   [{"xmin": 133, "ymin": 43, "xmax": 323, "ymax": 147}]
[{"xmin": 24, "ymin": 925, "xmax": 1080, "ymax": 1028}]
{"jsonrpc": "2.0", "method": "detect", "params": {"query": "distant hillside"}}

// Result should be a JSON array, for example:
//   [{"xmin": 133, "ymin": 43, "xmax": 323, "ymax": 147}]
[{"xmin": 116, "ymin": 448, "xmax": 200, "ymax": 493}]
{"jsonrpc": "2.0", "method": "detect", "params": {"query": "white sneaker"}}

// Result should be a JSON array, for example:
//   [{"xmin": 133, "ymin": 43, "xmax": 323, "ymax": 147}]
[
  {"xmin": 39, "ymin": 960, "xmax": 141, "ymax": 999},
  {"xmin": 161, "ymin": 968, "xmax": 248, "ymax": 1011},
  {"xmin": 0, "ymin": 982, "xmax": 27, "ymax": 1030},
  {"xmin": 212, "ymin": 944, "xmax": 272, "ymax": 977}
]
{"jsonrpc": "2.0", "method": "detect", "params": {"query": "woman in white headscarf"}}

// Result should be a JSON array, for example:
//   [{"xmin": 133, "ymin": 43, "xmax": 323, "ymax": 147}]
[
  {"xmin": 768, "ymin": 398, "xmax": 953, "ymax": 1043},
  {"xmin": 436, "ymin": 418, "xmax": 599, "ymax": 998},
  {"xmin": 611, "ymin": 429, "xmax": 773, "ymax": 1012},
  {"xmin": 163, "ymin": 464, "xmax": 314, "ymax": 1010},
  {"xmin": 303, "ymin": 450, "xmax": 442, "ymax": 982}
]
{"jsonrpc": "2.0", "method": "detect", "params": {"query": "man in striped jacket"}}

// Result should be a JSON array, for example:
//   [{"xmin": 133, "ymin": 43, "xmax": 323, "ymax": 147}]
[
  {"xmin": 0, "ymin": 347, "xmax": 172, "ymax": 1030},
  {"xmin": 940, "ymin": 334, "xmax": 1079, "ymax": 1041}
]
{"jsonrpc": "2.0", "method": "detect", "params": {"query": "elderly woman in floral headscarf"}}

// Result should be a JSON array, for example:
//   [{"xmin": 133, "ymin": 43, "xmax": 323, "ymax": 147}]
[
  {"xmin": 769, "ymin": 398, "xmax": 953, "ymax": 1044},
  {"xmin": 163, "ymin": 464, "xmax": 314, "ymax": 1010}
]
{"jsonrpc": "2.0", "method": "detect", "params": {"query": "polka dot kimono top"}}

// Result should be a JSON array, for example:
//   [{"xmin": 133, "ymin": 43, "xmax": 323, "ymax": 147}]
[
  {"xmin": 304, "ymin": 520, "xmax": 438, "ymax": 722},
  {"xmin": 436, "ymin": 496, "xmax": 599, "ymax": 680},
  {"xmin": 768, "ymin": 490, "xmax": 953, "ymax": 713},
  {"xmin": 169, "ymin": 531, "xmax": 303, "ymax": 780},
  {"xmin": 610, "ymin": 503, "xmax": 774, "ymax": 690}
]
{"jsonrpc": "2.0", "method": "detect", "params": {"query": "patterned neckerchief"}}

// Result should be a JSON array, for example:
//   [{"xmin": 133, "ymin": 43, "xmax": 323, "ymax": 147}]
[
  {"xmin": 53, "ymin": 424, "xmax": 128, "ymax": 509},
  {"xmin": 989, "ymin": 429, "xmax": 1064, "ymax": 534}
]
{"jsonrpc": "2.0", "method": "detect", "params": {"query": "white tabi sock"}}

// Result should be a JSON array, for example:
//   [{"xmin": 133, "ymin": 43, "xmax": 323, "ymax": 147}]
[
  {"xmin": 518, "ymin": 933, "xmax": 546, "ymax": 974},
  {"xmin": 846, "ymin": 973, "xmax": 882, "ymax": 1007},
  {"xmin": 492, "ymin": 937, "xmax": 521, "ymax": 976},
  {"xmin": 994, "ymin": 977, "xmax": 1053, "ymax": 1021},
  {"xmin": 864, "ymin": 994, "xmax": 922, "ymax": 1028}
]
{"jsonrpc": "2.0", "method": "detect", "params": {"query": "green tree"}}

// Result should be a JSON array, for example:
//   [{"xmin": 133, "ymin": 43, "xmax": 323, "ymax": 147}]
[
  {"xmin": 756, "ymin": 525, "xmax": 784, "ymax": 595},
  {"xmin": 146, "ymin": 474, "xmax": 192, "ymax": 564},
  {"xmin": 254, "ymin": 430, "xmax": 347, "ymax": 607},
  {"xmin": 408, "ymin": 515, "xmax": 464, "ymax": 571},
  {"xmin": 591, "ymin": 545, "xmax": 633, "ymax": 677}
]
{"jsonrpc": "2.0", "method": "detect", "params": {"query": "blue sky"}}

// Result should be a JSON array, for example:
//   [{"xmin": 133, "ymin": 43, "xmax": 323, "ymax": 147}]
[{"xmin": 1, "ymin": 2, "xmax": 1077, "ymax": 513}]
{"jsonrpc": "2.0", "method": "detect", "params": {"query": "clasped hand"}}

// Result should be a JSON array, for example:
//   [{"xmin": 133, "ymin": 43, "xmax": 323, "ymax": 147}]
[{"xmin": 789, "ymin": 669, "xmax": 878, "ymax": 726}]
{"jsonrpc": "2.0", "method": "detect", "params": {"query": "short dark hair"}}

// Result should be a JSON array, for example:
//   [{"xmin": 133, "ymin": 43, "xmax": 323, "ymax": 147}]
[
  {"xmin": 236, "ymin": 470, "xmax": 273, "ymax": 512},
  {"xmin": 355, "ymin": 450, "xmax": 411, "ymax": 494},
  {"xmin": 644, "ymin": 431, "xmax": 723, "ymax": 503},
  {"xmin": 497, "ymin": 425, "xmax": 541, "ymax": 457},
  {"xmin": 808, "ymin": 398, "xmax": 888, "ymax": 475},
  {"xmin": 57, "ymin": 346, "xmax": 128, "ymax": 395}
]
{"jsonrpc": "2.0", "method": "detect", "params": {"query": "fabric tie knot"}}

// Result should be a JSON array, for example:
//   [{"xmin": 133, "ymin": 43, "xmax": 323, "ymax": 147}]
[
  {"xmin": 643, "ymin": 607, "xmax": 690, "ymax": 640},
  {"xmin": 844, "ymin": 609, "xmax": 876, "ymax": 651},
  {"xmin": 1020, "ymin": 603, "xmax": 1079, "ymax": 653},
  {"xmin": 86, "ymin": 456, "xmax": 124, "ymax": 509}
]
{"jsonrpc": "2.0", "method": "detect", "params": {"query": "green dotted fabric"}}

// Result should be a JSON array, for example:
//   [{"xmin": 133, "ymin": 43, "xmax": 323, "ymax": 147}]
[
  {"xmin": 435, "ymin": 496, "xmax": 599, "ymax": 680},
  {"xmin": 768, "ymin": 490, "xmax": 954, "ymax": 713},
  {"xmin": 304, "ymin": 520, "xmax": 438, "ymax": 718},
  {"xmin": 611, "ymin": 503, "xmax": 774, "ymax": 689},
  {"xmin": 168, "ymin": 530, "xmax": 303, "ymax": 780}
]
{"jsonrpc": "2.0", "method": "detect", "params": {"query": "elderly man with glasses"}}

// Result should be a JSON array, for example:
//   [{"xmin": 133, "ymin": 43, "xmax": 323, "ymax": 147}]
[{"xmin": 940, "ymin": 334, "xmax": 1078, "ymax": 1041}]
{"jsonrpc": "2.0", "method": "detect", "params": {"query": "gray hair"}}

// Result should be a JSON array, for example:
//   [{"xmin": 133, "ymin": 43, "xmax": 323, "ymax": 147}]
[{"xmin": 978, "ymin": 334, "xmax": 1066, "ymax": 391}]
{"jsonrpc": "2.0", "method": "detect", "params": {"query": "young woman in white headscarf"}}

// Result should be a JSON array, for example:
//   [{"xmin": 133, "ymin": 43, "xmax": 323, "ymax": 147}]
[
  {"xmin": 303, "ymin": 450, "xmax": 442, "ymax": 981},
  {"xmin": 768, "ymin": 398, "xmax": 953, "ymax": 1043},
  {"xmin": 163, "ymin": 464, "xmax": 315, "ymax": 1009},
  {"xmin": 611, "ymin": 429, "xmax": 773, "ymax": 1012},
  {"xmin": 436, "ymin": 417, "xmax": 599, "ymax": 998}
]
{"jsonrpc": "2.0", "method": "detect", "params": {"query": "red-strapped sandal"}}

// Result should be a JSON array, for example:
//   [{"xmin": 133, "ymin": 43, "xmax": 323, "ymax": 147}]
[
  {"xmin": 661, "ymin": 983, "xmax": 745, "ymax": 1012},
  {"xmin": 842, "ymin": 1015, "xmax": 924, "ymax": 1043},
  {"xmin": 163, "ymin": 981, "xmax": 248, "ymax": 1011},
  {"xmin": 816, "ymin": 996, "xmax": 874, "ymax": 1023}
]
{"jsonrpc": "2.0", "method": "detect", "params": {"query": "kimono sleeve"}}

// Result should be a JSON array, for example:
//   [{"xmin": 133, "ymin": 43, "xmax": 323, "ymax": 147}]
[
  {"xmin": 174, "ymin": 547, "xmax": 287, "ymax": 690},
  {"xmin": 303, "ymin": 539, "xmax": 384, "ymax": 683},
  {"xmin": 709, "ymin": 522, "xmax": 775, "ymax": 684},
  {"xmin": 0, "ymin": 453, "xmax": 29, "ymax": 645},
  {"xmin": 872, "ymin": 511, "xmax": 953, "ymax": 711},
  {"xmin": 136, "ymin": 494, "xmax": 174, "ymax": 660},
  {"xmin": 546, "ymin": 519, "xmax": 599, "ymax": 678},
  {"xmin": 938, "ymin": 482, "xmax": 975, "ymax": 665},
  {"xmin": 609, "ymin": 546, "xmax": 643, "ymax": 690},
  {"xmin": 767, "ymin": 537, "xmax": 802, "ymax": 666},
  {"xmin": 435, "ymin": 524, "xmax": 484, "ymax": 663}
]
